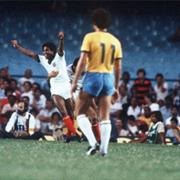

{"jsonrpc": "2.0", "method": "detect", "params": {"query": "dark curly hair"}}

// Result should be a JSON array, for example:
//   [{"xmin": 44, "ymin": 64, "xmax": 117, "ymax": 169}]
[
  {"xmin": 42, "ymin": 42, "xmax": 57, "ymax": 54},
  {"xmin": 92, "ymin": 8, "xmax": 111, "ymax": 29}
]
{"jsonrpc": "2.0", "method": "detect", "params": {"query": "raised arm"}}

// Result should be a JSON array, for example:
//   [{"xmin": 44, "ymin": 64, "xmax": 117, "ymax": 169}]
[
  {"xmin": 11, "ymin": 40, "xmax": 38, "ymax": 60},
  {"xmin": 5, "ymin": 112, "xmax": 17, "ymax": 133},
  {"xmin": 57, "ymin": 32, "xmax": 64, "ymax": 56}
]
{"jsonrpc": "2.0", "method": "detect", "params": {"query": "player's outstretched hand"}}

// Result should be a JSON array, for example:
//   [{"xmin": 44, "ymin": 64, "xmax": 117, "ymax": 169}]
[
  {"xmin": 11, "ymin": 40, "xmax": 18, "ymax": 48},
  {"xmin": 58, "ymin": 32, "xmax": 64, "ymax": 40}
]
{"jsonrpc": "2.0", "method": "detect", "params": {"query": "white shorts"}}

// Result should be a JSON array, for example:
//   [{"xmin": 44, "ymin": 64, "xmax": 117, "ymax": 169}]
[{"xmin": 50, "ymin": 82, "xmax": 71, "ymax": 100}]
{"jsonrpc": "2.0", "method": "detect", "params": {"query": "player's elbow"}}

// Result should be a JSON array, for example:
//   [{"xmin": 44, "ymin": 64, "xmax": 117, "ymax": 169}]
[{"xmin": 29, "ymin": 53, "xmax": 37, "ymax": 60}]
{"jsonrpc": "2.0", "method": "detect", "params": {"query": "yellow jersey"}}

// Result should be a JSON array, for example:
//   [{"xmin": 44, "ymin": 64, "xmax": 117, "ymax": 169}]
[{"xmin": 81, "ymin": 31, "xmax": 122, "ymax": 73}]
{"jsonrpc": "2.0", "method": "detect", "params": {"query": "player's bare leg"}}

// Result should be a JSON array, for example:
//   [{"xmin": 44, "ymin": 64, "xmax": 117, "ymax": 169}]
[
  {"xmin": 52, "ymin": 95, "xmax": 78, "ymax": 139},
  {"xmin": 98, "ymin": 95, "xmax": 112, "ymax": 156},
  {"xmin": 64, "ymin": 98, "xmax": 74, "ymax": 119}
]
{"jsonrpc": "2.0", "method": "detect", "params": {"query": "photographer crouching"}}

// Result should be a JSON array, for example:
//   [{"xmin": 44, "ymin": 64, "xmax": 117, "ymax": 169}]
[{"xmin": 0, "ymin": 100, "xmax": 44, "ymax": 140}]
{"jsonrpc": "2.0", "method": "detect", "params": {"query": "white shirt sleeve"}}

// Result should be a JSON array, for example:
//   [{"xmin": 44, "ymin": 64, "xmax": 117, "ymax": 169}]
[{"xmin": 5, "ymin": 112, "xmax": 17, "ymax": 132}]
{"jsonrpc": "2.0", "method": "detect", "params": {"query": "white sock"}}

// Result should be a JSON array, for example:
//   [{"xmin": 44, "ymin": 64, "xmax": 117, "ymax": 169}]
[
  {"xmin": 100, "ymin": 120, "xmax": 112, "ymax": 154},
  {"xmin": 77, "ymin": 114, "xmax": 97, "ymax": 147}
]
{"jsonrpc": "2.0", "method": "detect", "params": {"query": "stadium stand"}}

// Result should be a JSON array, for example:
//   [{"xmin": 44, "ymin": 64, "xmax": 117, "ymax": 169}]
[{"xmin": 0, "ymin": 2, "xmax": 179, "ymax": 81}]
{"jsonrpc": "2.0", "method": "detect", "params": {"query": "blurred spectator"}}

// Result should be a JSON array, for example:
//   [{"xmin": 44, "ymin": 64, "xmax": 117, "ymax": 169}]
[
  {"xmin": 1, "ymin": 78, "xmax": 11, "ymax": 95},
  {"xmin": 110, "ymin": 98, "xmax": 123, "ymax": 119},
  {"xmin": 166, "ymin": 117, "xmax": 180, "ymax": 144},
  {"xmin": 0, "ymin": 78, "xmax": 6, "ymax": 99},
  {"xmin": 173, "ymin": 74, "xmax": 180, "ymax": 91},
  {"xmin": 0, "ymin": 66, "xmax": 11, "ymax": 80},
  {"xmin": 131, "ymin": 68, "xmax": 153, "ymax": 105},
  {"xmin": 127, "ymin": 97, "xmax": 141, "ymax": 119},
  {"xmin": 31, "ymin": 87, "xmax": 46, "ymax": 113},
  {"xmin": 32, "ymin": 82, "xmax": 41, "ymax": 91},
  {"xmin": 18, "ymin": 69, "xmax": 35, "ymax": 91},
  {"xmin": 127, "ymin": 115, "xmax": 139, "ymax": 137},
  {"xmin": 118, "ymin": 71, "xmax": 132, "ymax": 96},
  {"xmin": 115, "ymin": 119, "xmax": 129, "ymax": 137},
  {"xmin": 154, "ymin": 73, "xmax": 168, "ymax": 101},
  {"xmin": 138, "ymin": 106, "xmax": 152, "ymax": 127},
  {"xmin": 21, "ymin": 81, "xmax": 33, "ymax": 105},
  {"xmin": 4, "ymin": 78, "xmax": 11, "ymax": 89},
  {"xmin": 159, "ymin": 96, "xmax": 172, "ymax": 121},
  {"xmin": 21, "ymin": 96, "xmax": 31, "ymax": 111},
  {"xmin": 37, "ymin": 99, "xmax": 58, "ymax": 134},
  {"xmin": 144, "ymin": 94, "xmax": 160, "ymax": 113},
  {"xmin": 1, "ymin": 94, "xmax": 17, "ymax": 116},
  {"xmin": 49, "ymin": 112, "xmax": 64, "ymax": 140},
  {"xmin": 119, "ymin": 103, "xmax": 129, "ymax": 127},
  {"xmin": 0, "ymin": 94, "xmax": 17, "ymax": 129},
  {"xmin": 165, "ymin": 105, "xmax": 180, "ymax": 128},
  {"xmin": 118, "ymin": 83, "xmax": 128, "ymax": 105},
  {"xmin": 0, "ymin": 87, "xmax": 14, "ymax": 113},
  {"xmin": 10, "ymin": 78, "xmax": 21, "ymax": 100},
  {"xmin": 147, "ymin": 111, "xmax": 165, "ymax": 144},
  {"xmin": 173, "ymin": 89, "xmax": 180, "ymax": 113}
]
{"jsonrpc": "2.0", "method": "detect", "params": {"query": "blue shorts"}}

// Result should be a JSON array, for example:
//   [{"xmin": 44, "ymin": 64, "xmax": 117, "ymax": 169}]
[{"xmin": 82, "ymin": 72, "xmax": 115, "ymax": 97}]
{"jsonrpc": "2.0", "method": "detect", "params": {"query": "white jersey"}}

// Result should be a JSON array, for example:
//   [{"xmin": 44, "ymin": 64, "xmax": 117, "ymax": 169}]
[
  {"xmin": 38, "ymin": 53, "xmax": 71, "ymax": 99},
  {"xmin": 38, "ymin": 53, "xmax": 70, "ymax": 84}
]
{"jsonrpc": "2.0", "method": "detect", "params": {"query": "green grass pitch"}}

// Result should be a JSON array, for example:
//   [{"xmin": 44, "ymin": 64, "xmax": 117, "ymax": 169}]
[{"xmin": 0, "ymin": 140, "xmax": 180, "ymax": 180}]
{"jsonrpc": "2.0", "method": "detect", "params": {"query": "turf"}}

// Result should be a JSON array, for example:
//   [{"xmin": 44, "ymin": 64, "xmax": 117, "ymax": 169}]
[{"xmin": 0, "ymin": 140, "xmax": 180, "ymax": 180}]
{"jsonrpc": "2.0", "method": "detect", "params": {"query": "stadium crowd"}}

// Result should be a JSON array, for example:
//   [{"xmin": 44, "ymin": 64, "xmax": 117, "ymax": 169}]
[{"xmin": 0, "ymin": 65, "xmax": 180, "ymax": 144}]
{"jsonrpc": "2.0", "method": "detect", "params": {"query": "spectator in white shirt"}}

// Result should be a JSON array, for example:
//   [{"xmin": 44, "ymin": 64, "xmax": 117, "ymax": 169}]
[
  {"xmin": 127, "ymin": 97, "xmax": 141, "ymax": 119},
  {"xmin": 118, "ymin": 71, "xmax": 132, "ymax": 96},
  {"xmin": 165, "ymin": 105, "xmax": 180, "ymax": 129},
  {"xmin": 154, "ymin": 73, "xmax": 168, "ymax": 101},
  {"xmin": 31, "ymin": 87, "xmax": 46, "ymax": 113},
  {"xmin": 18, "ymin": 69, "xmax": 35, "ymax": 91},
  {"xmin": 166, "ymin": 117, "xmax": 180, "ymax": 144},
  {"xmin": 21, "ymin": 81, "xmax": 33, "ymax": 105},
  {"xmin": 37, "ymin": 99, "xmax": 58, "ymax": 134},
  {"xmin": 127, "ymin": 115, "xmax": 139, "ymax": 137}
]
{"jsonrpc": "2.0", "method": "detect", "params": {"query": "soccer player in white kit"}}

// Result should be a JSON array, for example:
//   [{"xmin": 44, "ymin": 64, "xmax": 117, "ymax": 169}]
[{"xmin": 11, "ymin": 32, "xmax": 80, "ymax": 141}]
